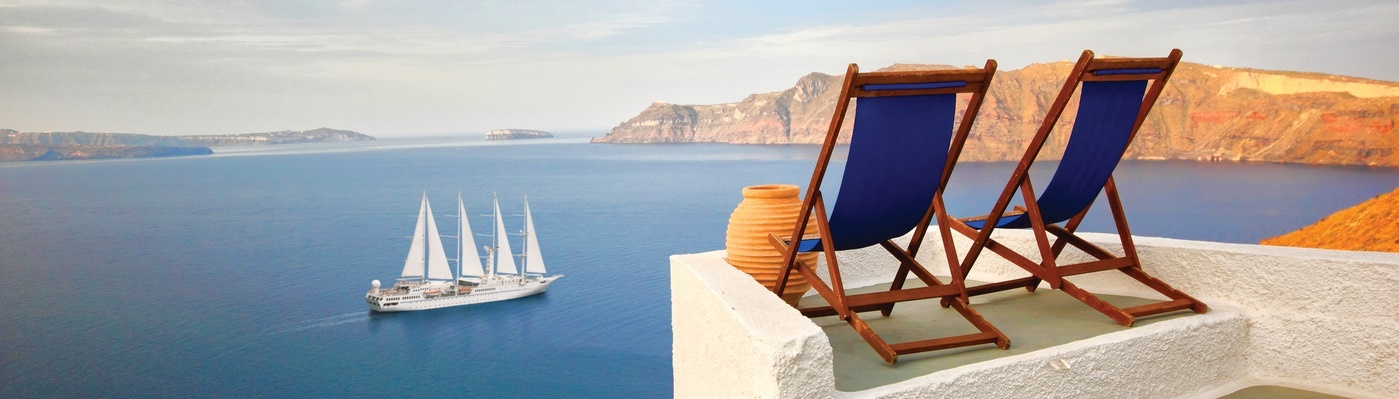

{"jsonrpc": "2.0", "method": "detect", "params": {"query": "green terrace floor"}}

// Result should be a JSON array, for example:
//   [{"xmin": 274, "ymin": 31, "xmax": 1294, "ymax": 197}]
[
  {"xmin": 1221, "ymin": 386, "xmax": 1349, "ymax": 399},
  {"xmin": 799, "ymin": 278, "xmax": 1193, "ymax": 391}
]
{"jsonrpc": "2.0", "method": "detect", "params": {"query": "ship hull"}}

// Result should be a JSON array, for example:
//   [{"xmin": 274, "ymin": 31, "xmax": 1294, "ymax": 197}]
[{"xmin": 367, "ymin": 276, "xmax": 560, "ymax": 312}]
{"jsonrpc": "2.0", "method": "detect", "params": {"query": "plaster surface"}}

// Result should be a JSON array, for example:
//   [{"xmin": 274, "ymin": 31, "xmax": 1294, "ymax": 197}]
[
  {"xmin": 670, "ymin": 231, "xmax": 1399, "ymax": 398},
  {"xmin": 671, "ymin": 252, "xmax": 833, "ymax": 399}
]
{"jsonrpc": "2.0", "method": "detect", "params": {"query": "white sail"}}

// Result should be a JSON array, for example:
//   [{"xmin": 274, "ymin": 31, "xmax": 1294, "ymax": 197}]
[
  {"xmin": 400, "ymin": 194, "xmax": 429, "ymax": 279},
  {"xmin": 457, "ymin": 194, "xmax": 485, "ymax": 278},
  {"xmin": 493, "ymin": 197, "xmax": 518, "ymax": 275},
  {"xmin": 424, "ymin": 198, "xmax": 453, "ymax": 281},
  {"xmin": 523, "ymin": 198, "xmax": 547, "ymax": 275}
]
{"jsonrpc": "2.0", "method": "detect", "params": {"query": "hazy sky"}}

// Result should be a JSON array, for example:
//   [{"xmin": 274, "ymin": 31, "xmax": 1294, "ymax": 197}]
[{"xmin": 2, "ymin": 0, "xmax": 1397, "ymax": 137}]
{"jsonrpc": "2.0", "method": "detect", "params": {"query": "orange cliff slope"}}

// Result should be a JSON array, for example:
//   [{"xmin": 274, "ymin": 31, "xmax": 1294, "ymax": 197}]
[{"xmin": 1261, "ymin": 186, "xmax": 1399, "ymax": 252}]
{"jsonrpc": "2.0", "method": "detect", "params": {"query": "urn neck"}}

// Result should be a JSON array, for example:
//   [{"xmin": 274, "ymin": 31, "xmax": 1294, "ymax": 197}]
[{"xmin": 742, "ymin": 184, "xmax": 800, "ymax": 200}]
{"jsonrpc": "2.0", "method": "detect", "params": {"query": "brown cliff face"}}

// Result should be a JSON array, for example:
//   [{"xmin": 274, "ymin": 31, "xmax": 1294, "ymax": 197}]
[
  {"xmin": 594, "ymin": 62, "xmax": 1399, "ymax": 167},
  {"xmin": 1261, "ymin": 186, "xmax": 1399, "ymax": 253}
]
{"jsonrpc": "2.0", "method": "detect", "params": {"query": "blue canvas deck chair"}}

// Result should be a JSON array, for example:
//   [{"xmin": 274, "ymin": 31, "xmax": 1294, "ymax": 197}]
[
  {"xmin": 949, "ymin": 49, "xmax": 1207, "ymax": 326},
  {"xmin": 770, "ymin": 61, "xmax": 1009, "ymax": 364}
]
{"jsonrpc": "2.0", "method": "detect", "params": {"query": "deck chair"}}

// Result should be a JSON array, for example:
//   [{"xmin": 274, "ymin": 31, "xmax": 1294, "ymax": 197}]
[
  {"xmin": 948, "ymin": 49, "xmax": 1207, "ymax": 326},
  {"xmin": 769, "ymin": 61, "xmax": 1009, "ymax": 364}
]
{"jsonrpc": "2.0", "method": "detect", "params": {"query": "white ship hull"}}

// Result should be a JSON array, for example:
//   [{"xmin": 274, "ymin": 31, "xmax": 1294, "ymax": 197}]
[{"xmin": 366, "ymin": 275, "xmax": 561, "ymax": 312}]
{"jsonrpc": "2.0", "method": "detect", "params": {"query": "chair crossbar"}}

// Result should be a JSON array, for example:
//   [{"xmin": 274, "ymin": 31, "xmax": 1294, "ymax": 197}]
[
  {"xmin": 800, "ymin": 303, "xmax": 889, "ymax": 318},
  {"xmin": 844, "ymin": 285, "xmax": 962, "ymax": 308},
  {"xmin": 863, "ymin": 81, "xmax": 967, "ymax": 91},
  {"xmin": 853, "ymin": 87, "xmax": 980, "ymax": 98},
  {"xmin": 1123, "ymin": 299, "xmax": 1198, "ymax": 318},
  {"xmin": 851, "ymin": 70, "xmax": 989, "ymax": 98},
  {"xmin": 1093, "ymin": 68, "xmax": 1162, "ymax": 76},
  {"xmin": 1087, "ymin": 57, "xmax": 1174, "ymax": 71},
  {"xmin": 964, "ymin": 276, "xmax": 1040, "ymax": 297},
  {"xmin": 854, "ymin": 70, "xmax": 991, "ymax": 85},
  {"xmin": 1045, "ymin": 224, "xmax": 1117, "ymax": 259},
  {"xmin": 889, "ymin": 331, "xmax": 1002, "ymax": 354},
  {"xmin": 1058, "ymin": 257, "xmax": 1135, "ymax": 277}
]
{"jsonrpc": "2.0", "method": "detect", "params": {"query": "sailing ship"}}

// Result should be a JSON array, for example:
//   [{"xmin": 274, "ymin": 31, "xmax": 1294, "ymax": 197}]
[{"xmin": 366, "ymin": 193, "xmax": 562, "ymax": 312}]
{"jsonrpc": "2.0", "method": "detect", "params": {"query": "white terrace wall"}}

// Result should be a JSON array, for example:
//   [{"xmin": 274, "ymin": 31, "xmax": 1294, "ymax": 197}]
[{"xmin": 671, "ymin": 230, "xmax": 1399, "ymax": 398}]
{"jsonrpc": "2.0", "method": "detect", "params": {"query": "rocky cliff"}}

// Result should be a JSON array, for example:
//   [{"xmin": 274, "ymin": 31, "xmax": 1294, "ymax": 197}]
[
  {"xmin": 1261, "ymin": 186, "xmax": 1399, "ymax": 253},
  {"xmin": 594, "ymin": 62, "xmax": 1399, "ymax": 167},
  {"xmin": 0, "ymin": 144, "xmax": 212, "ymax": 161},
  {"xmin": 485, "ymin": 129, "xmax": 553, "ymax": 140},
  {"xmin": 176, "ymin": 127, "xmax": 375, "ymax": 146},
  {"xmin": 0, "ymin": 127, "xmax": 373, "ymax": 161},
  {"xmin": 0, "ymin": 127, "xmax": 373, "ymax": 148}
]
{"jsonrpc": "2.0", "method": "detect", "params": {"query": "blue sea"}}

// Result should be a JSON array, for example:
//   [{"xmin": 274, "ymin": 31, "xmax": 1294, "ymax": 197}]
[{"xmin": 2, "ymin": 136, "xmax": 1397, "ymax": 398}]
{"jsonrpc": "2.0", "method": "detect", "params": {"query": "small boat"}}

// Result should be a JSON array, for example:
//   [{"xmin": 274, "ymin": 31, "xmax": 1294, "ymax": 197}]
[{"xmin": 366, "ymin": 193, "xmax": 562, "ymax": 312}]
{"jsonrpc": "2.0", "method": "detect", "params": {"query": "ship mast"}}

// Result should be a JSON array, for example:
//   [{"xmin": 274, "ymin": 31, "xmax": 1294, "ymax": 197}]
[
  {"xmin": 487, "ymin": 193, "xmax": 498, "ymax": 279},
  {"xmin": 518, "ymin": 195, "xmax": 528, "ymax": 276},
  {"xmin": 491, "ymin": 193, "xmax": 519, "ymax": 277},
  {"xmin": 419, "ymin": 193, "xmax": 428, "ymax": 284},
  {"xmin": 455, "ymin": 192, "xmax": 463, "ymax": 282}
]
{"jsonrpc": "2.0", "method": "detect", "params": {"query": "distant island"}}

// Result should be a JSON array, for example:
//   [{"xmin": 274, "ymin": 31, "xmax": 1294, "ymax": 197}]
[
  {"xmin": 0, "ymin": 127, "xmax": 374, "ymax": 162},
  {"xmin": 485, "ymin": 129, "xmax": 553, "ymax": 140},
  {"xmin": 594, "ymin": 62, "xmax": 1399, "ymax": 168}
]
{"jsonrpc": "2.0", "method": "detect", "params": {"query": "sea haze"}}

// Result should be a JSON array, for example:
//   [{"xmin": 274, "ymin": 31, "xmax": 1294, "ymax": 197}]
[{"xmin": 1, "ymin": 137, "xmax": 1396, "ymax": 398}]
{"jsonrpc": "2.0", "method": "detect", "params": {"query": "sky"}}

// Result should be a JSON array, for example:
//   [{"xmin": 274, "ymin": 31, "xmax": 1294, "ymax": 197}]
[{"xmin": 2, "ymin": 0, "xmax": 1397, "ymax": 137}]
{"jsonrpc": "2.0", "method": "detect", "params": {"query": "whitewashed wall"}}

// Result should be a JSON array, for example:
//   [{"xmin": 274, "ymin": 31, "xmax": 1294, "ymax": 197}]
[{"xmin": 671, "ymin": 230, "xmax": 1399, "ymax": 398}]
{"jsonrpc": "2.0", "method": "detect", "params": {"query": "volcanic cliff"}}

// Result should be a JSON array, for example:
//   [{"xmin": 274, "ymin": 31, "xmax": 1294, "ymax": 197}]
[
  {"xmin": 594, "ymin": 62, "xmax": 1399, "ymax": 167},
  {"xmin": 1261, "ymin": 186, "xmax": 1399, "ymax": 253}
]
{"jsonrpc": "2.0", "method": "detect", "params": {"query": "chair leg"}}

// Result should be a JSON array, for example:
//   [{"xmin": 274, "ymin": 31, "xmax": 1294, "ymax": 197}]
[
  {"xmin": 785, "ymin": 240, "xmax": 1012, "ymax": 364},
  {"xmin": 945, "ymin": 298, "xmax": 1011, "ymax": 349},
  {"xmin": 1122, "ymin": 267, "xmax": 1209, "ymax": 314},
  {"xmin": 883, "ymin": 194, "xmax": 946, "ymax": 317},
  {"xmin": 816, "ymin": 260, "xmax": 1011, "ymax": 362},
  {"xmin": 847, "ymin": 312, "xmax": 899, "ymax": 364},
  {"xmin": 845, "ymin": 300, "xmax": 1011, "ymax": 364},
  {"xmin": 948, "ymin": 220, "xmax": 1046, "ymax": 294},
  {"xmin": 883, "ymin": 261, "xmax": 913, "ymax": 317},
  {"xmin": 952, "ymin": 218, "xmax": 1207, "ymax": 325},
  {"xmin": 1058, "ymin": 279, "xmax": 1135, "ymax": 326}
]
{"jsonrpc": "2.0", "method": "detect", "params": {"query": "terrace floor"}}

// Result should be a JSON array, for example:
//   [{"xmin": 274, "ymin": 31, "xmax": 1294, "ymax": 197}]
[
  {"xmin": 800, "ymin": 278, "xmax": 1193, "ymax": 391},
  {"xmin": 1220, "ymin": 385, "xmax": 1349, "ymax": 399}
]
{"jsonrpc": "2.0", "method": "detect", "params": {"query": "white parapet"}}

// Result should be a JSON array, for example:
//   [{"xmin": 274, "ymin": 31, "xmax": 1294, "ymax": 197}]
[
  {"xmin": 670, "ymin": 230, "xmax": 1399, "ymax": 399},
  {"xmin": 671, "ymin": 251, "xmax": 834, "ymax": 399}
]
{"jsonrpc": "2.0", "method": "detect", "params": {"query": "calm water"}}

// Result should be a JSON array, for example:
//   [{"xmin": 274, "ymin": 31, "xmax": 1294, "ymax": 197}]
[{"xmin": 1, "ymin": 137, "xmax": 1396, "ymax": 398}]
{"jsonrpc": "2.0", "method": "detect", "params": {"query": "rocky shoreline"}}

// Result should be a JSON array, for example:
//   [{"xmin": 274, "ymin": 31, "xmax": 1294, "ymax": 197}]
[
  {"xmin": 0, "ymin": 127, "xmax": 374, "ymax": 162},
  {"xmin": 0, "ymin": 144, "xmax": 213, "ymax": 162}
]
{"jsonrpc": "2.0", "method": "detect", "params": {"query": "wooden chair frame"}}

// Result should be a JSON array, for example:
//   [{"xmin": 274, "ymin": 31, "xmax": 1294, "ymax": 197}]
[
  {"xmin": 770, "ymin": 61, "xmax": 1009, "ymax": 364},
  {"xmin": 948, "ymin": 49, "xmax": 1208, "ymax": 326}
]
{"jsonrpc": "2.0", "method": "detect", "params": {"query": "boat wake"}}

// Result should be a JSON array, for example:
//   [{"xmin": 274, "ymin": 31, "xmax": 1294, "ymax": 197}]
[{"xmin": 275, "ymin": 312, "xmax": 368, "ymax": 334}]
